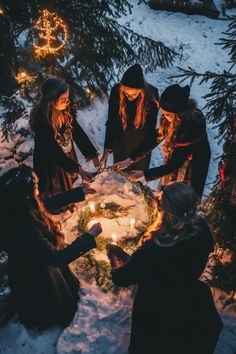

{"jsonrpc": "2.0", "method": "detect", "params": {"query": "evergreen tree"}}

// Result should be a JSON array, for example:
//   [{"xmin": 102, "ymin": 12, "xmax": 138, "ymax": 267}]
[
  {"xmin": 172, "ymin": 16, "xmax": 236, "ymax": 291},
  {"xmin": 0, "ymin": 0, "xmax": 177, "ymax": 138}
]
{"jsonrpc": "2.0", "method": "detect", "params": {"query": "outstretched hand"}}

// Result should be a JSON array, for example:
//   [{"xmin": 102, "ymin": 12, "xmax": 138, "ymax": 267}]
[
  {"xmin": 111, "ymin": 157, "xmax": 133, "ymax": 171},
  {"xmin": 88, "ymin": 222, "xmax": 102, "ymax": 238},
  {"xmin": 126, "ymin": 170, "xmax": 144, "ymax": 182},
  {"xmin": 106, "ymin": 244, "xmax": 130, "ymax": 269},
  {"xmin": 106, "ymin": 244, "xmax": 123, "ymax": 270},
  {"xmin": 99, "ymin": 149, "xmax": 110, "ymax": 169},
  {"xmin": 92, "ymin": 156, "xmax": 100, "ymax": 170},
  {"xmin": 84, "ymin": 188, "xmax": 96, "ymax": 195},
  {"xmin": 79, "ymin": 167, "xmax": 94, "ymax": 184}
]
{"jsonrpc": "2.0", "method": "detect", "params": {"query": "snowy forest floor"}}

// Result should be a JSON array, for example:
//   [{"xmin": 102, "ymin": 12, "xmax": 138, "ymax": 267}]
[{"xmin": 0, "ymin": 0, "xmax": 236, "ymax": 353}]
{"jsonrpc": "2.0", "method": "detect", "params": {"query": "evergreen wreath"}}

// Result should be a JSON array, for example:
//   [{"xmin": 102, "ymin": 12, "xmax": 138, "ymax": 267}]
[{"xmin": 74, "ymin": 170, "xmax": 159, "ymax": 292}]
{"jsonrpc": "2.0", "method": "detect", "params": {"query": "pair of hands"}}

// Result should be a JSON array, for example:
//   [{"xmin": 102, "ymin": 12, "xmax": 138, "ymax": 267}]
[
  {"xmin": 87, "ymin": 222, "xmax": 128, "ymax": 270},
  {"xmin": 79, "ymin": 153, "xmax": 144, "ymax": 184},
  {"xmin": 100, "ymin": 150, "xmax": 144, "ymax": 182}
]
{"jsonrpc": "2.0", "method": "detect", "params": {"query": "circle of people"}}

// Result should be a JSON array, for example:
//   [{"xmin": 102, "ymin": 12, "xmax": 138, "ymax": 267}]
[{"xmin": 0, "ymin": 64, "xmax": 222, "ymax": 354}]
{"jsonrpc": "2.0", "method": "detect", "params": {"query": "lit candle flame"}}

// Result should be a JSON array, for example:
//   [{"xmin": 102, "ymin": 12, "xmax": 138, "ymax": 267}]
[
  {"xmin": 130, "ymin": 218, "xmax": 136, "ymax": 230},
  {"xmin": 111, "ymin": 232, "xmax": 118, "ymax": 244},
  {"xmin": 89, "ymin": 203, "xmax": 96, "ymax": 213}
]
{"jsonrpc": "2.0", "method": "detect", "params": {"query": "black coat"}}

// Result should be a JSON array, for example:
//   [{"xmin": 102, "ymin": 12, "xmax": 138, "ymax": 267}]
[
  {"xmin": 129, "ymin": 109, "xmax": 211, "ymax": 197},
  {"xmin": 112, "ymin": 218, "xmax": 222, "ymax": 354},
  {"xmin": 7, "ymin": 189, "xmax": 96, "ymax": 329},
  {"xmin": 33, "ymin": 110, "xmax": 97, "ymax": 196},
  {"xmin": 104, "ymin": 83, "xmax": 159, "ymax": 170}
]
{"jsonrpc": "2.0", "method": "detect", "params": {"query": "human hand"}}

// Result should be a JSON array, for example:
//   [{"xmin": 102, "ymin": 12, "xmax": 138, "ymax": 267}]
[
  {"xmin": 92, "ymin": 156, "xmax": 100, "ymax": 170},
  {"xmin": 84, "ymin": 188, "xmax": 96, "ymax": 195},
  {"xmin": 88, "ymin": 223, "xmax": 102, "ymax": 238},
  {"xmin": 111, "ymin": 158, "xmax": 133, "ymax": 171},
  {"xmin": 99, "ymin": 149, "xmax": 110, "ymax": 168},
  {"xmin": 106, "ymin": 244, "xmax": 123, "ymax": 269},
  {"xmin": 79, "ymin": 167, "xmax": 93, "ymax": 184},
  {"xmin": 126, "ymin": 170, "xmax": 144, "ymax": 181}
]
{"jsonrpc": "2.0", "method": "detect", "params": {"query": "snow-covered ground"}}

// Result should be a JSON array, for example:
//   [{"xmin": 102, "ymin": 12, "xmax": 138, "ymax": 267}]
[{"xmin": 0, "ymin": 1, "xmax": 236, "ymax": 353}]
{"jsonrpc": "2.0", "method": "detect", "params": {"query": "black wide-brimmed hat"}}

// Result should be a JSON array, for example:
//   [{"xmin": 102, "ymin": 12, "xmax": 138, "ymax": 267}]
[
  {"xmin": 121, "ymin": 64, "xmax": 144, "ymax": 89},
  {"xmin": 41, "ymin": 78, "xmax": 69, "ymax": 101},
  {"xmin": 160, "ymin": 84, "xmax": 190, "ymax": 113}
]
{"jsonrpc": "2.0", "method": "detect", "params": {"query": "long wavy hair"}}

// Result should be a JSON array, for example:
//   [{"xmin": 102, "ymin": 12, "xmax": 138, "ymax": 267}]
[
  {"xmin": 158, "ymin": 99, "xmax": 197, "ymax": 159},
  {"xmin": 118, "ymin": 83, "xmax": 158, "ymax": 130},
  {"xmin": 0, "ymin": 165, "xmax": 64, "ymax": 252},
  {"xmin": 151, "ymin": 182, "xmax": 201, "ymax": 246},
  {"xmin": 30, "ymin": 78, "xmax": 73, "ymax": 140}
]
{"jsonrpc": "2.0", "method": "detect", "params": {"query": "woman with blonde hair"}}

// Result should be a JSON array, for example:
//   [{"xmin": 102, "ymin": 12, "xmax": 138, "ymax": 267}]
[
  {"xmin": 30, "ymin": 78, "xmax": 99, "ymax": 196},
  {"xmin": 100, "ymin": 64, "xmax": 159, "ymax": 170},
  {"xmin": 107, "ymin": 182, "xmax": 222, "ymax": 354},
  {"xmin": 113, "ymin": 84, "xmax": 211, "ymax": 198}
]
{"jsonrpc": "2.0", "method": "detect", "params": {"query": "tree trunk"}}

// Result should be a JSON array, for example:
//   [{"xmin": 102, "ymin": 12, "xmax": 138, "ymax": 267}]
[{"xmin": 0, "ymin": 15, "xmax": 18, "ymax": 96}]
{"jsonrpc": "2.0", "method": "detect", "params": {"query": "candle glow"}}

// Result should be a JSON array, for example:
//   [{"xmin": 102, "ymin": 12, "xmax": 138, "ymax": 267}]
[
  {"xmin": 89, "ymin": 203, "xmax": 96, "ymax": 213},
  {"xmin": 111, "ymin": 232, "xmax": 118, "ymax": 244},
  {"xmin": 130, "ymin": 218, "xmax": 136, "ymax": 229}
]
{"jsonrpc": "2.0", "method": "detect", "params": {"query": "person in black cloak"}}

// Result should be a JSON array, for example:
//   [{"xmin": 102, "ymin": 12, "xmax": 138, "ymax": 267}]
[
  {"xmin": 0, "ymin": 165, "xmax": 102, "ymax": 329},
  {"xmin": 30, "ymin": 77, "xmax": 99, "ymax": 197},
  {"xmin": 112, "ymin": 84, "xmax": 211, "ymax": 199},
  {"xmin": 107, "ymin": 182, "xmax": 223, "ymax": 354},
  {"xmin": 100, "ymin": 64, "xmax": 159, "ymax": 170}
]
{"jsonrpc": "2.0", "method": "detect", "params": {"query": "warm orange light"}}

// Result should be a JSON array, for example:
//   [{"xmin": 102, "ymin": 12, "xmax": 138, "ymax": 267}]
[
  {"xmin": 34, "ymin": 9, "xmax": 68, "ymax": 58},
  {"xmin": 0, "ymin": 7, "xmax": 4, "ymax": 15},
  {"xmin": 15, "ymin": 70, "xmax": 31, "ymax": 84}
]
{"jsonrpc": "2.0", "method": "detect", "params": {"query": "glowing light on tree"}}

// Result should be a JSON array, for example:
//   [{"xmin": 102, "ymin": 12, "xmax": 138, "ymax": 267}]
[
  {"xmin": 15, "ymin": 70, "xmax": 33, "ymax": 84},
  {"xmin": 34, "ymin": 9, "xmax": 68, "ymax": 58}
]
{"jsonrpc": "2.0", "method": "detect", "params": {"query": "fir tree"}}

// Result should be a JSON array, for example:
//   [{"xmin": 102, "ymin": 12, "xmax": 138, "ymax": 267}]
[
  {"xmin": 172, "ymin": 16, "xmax": 236, "ymax": 291},
  {"xmin": 0, "ymin": 0, "xmax": 177, "ymax": 138}
]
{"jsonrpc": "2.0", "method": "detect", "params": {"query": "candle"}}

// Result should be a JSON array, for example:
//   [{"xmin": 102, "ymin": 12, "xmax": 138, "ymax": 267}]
[
  {"xmin": 89, "ymin": 203, "xmax": 96, "ymax": 213},
  {"xmin": 130, "ymin": 218, "xmax": 136, "ymax": 230},
  {"xmin": 111, "ymin": 232, "xmax": 118, "ymax": 244}
]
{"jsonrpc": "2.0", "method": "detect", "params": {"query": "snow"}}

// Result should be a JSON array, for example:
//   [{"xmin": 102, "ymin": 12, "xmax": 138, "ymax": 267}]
[{"xmin": 0, "ymin": 1, "xmax": 236, "ymax": 353}]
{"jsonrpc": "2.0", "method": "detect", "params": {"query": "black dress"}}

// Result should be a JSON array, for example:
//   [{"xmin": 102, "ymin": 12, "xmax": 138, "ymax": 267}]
[
  {"xmin": 129, "ymin": 109, "xmax": 211, "ymax": 197},
  {"xmin": 104, "ymin": 83, "xmax": 159, "ymax": 170},
  {"xmin": 112, "ymin": 218, "xmax": 223, "ymax": 354},
  {"xmin": 6, "ymin": 189, "xmax": 96, "ymax": 329},
  {"xmin": 33, "ymin": 109, "xmax": 98, "ymax": 196}
]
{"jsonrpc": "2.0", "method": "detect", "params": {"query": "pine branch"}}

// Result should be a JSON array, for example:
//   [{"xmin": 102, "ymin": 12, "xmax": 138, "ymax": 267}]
[
  {"xmin": 218, "ymin": 16, "xmax": 236, "ymax": 64},
  {"xmin": 0, "ymin": 95, "xmax": 27, "ymax": 140}
]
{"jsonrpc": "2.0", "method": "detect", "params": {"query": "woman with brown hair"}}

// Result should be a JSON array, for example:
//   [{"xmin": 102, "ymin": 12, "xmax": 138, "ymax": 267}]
[
  {"xmin": 30, "ymin": 78, "xmax": 99, "ymax": 197},
  {"xmin": 100, "ymin": 64, "xmax": 159, "ymax": 170},
  {"xmin": 0, "ymin": 165, "xmax": 102, "ymax": 329},
  {"xmin": 113, "ymin": 84, "xmax": 211, "ymax": 198},
  {"xmin": 107, "ymin": 182, "xmax": 222, "ymax": 354}
]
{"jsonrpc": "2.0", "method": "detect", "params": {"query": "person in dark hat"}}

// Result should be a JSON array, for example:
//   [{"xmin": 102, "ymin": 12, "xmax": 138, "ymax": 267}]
[
  {"xmin": 99, "ymin": 64, "xmax": 159, "ymax": 170},
  {"xmin": 30, "ymin": 78, "xmax": 99, "ymax": 197},
  {"xmin": 0, "ymin": 165, "xmax": 102, "ymax": 329},
  {"xmin": 113, "ymin": 84, "xmax": 211, "ymax": 198},
  {"xmin": 107, "ymin": 182, "xmax": 222, "ymax": 354}
]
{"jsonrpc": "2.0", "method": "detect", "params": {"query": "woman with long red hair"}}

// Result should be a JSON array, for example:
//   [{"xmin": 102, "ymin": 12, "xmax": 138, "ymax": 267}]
[
  {"xmin": 100, "ymin": 64, "xmax": 159, "ymax": 170},
  {"xmin": 30, "ymin": 78, "xmax": 99, "ymax": 197},
  {"xmin": 114, "ymin": 84, "xmax": 211, "ymax": 198},
  {"xmin": 0, "ymin": 165, "xmax": 102, "ymax": 329}
]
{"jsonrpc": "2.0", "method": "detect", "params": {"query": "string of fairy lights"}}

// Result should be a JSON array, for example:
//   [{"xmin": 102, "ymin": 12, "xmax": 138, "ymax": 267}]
[{"xmin": 33, "ymin": 9, "xmax": 68, "ymax": 58}]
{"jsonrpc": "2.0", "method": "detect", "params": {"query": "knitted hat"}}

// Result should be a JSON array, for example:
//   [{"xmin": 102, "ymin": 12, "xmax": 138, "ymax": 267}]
[
  {"xmin": 160, "ymin": 84, "xmax": 190, "ymax": 113},
  {"xmin": 41, "ymin": 78, "xmax": 69, "ymax": 101},
  {"xmin": 121, "ymin": 64, "xmax": 144, "ymax": 89}
]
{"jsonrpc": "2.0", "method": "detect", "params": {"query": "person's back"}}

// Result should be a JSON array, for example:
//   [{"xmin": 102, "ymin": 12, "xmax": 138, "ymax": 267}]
[{"xmin": 108, "ymin": 182, "xmax": 222, "ymax": 354}]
